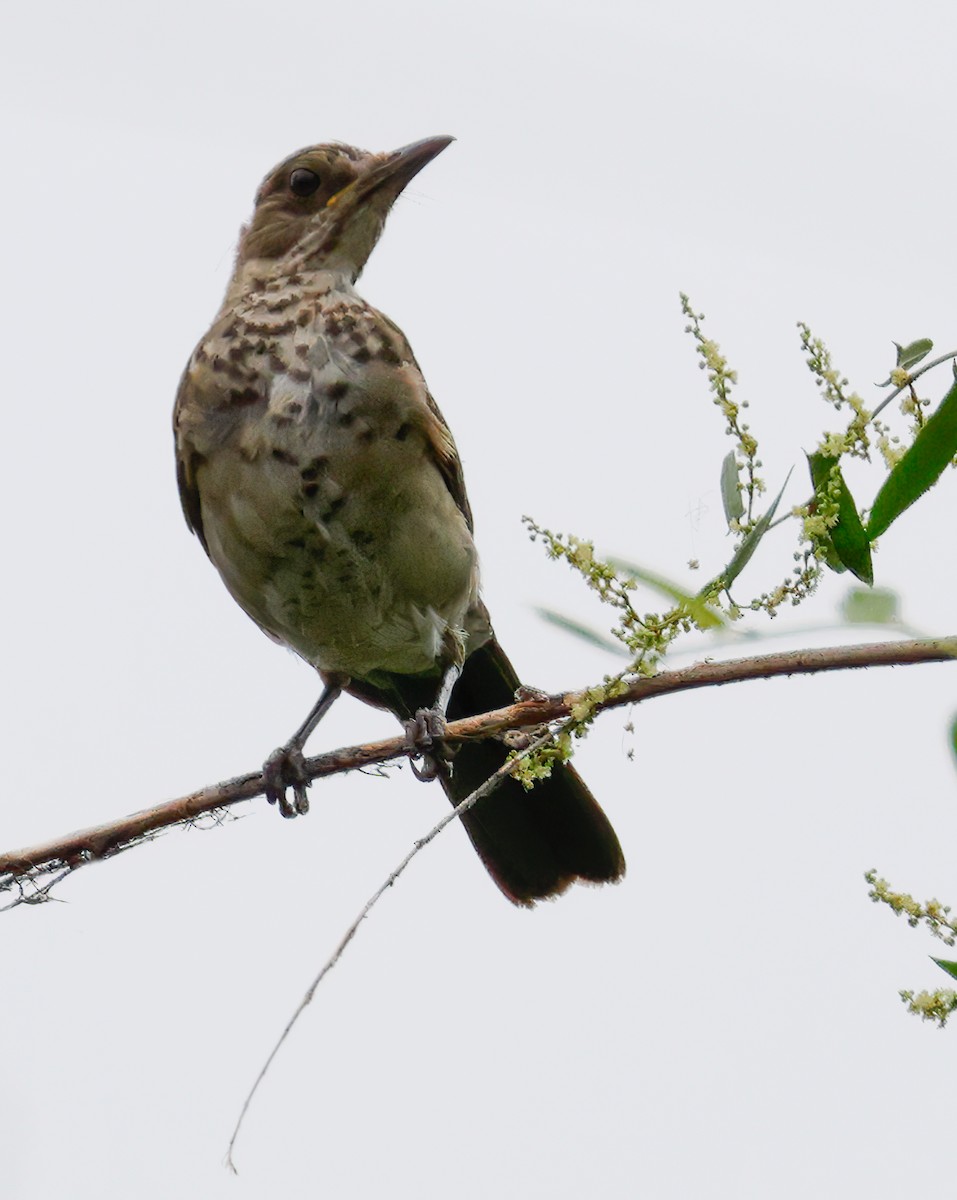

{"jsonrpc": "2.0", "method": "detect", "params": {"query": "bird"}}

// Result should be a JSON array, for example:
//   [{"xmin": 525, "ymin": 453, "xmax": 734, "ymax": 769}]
[{"xmin": 173, "ymin": 136, "xmax": 625, "ymax": 905}]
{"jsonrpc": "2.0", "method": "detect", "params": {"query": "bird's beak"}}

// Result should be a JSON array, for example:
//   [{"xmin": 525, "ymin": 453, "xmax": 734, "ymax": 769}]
[{"xmin": 327, "ymin": 135, "xmax": 455, "ymax": 210}]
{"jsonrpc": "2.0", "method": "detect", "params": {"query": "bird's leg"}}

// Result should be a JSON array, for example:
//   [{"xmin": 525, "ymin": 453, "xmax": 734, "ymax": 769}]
[
  {"xmin": 405, "ymin": 662, "xmax": 461, "ymax": 782},
  {"xmin": 263, "ymin": 680, "xmax": 343, "ymax": 818}
]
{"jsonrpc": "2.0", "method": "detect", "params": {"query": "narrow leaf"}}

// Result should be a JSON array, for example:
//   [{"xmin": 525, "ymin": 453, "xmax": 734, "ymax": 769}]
[
  {"xmin": 806, "ymin": 453, "xmax": 874, "ymax": 585},
  {"xmin": 606, "ymin": 557, "xmax": 724, "ymax": 629},
  {"xmin": 711, "ymin": 472, "xmax": 791, "ymax": 592},
  {"xmin": 878, "ymin": 338, "xmax": 935, "ymax": 385},
  {"xmin": 931, "ymin": 958, "xmax": 957, "ymax": 982},
  {"xmin": 896, "ymin": 338, "xmax": 934, "ymax": 372},
  {"xmin": 535, "ymin": 608, "xmax": 623, "ymax": 654},
  {"xmin": 867, "ymin": 377, "xmax": 957, "ymax": 539},
  {"xmin": 819, "ymin": 542, "xmax": 848, "ymax": 574},
  {"xmin": 720, "ymin": 450, "xmax": 745, "ymax": 524}
]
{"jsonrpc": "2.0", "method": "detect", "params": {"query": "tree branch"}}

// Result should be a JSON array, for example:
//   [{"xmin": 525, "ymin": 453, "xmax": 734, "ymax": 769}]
[{"xmin": 2, "ymin": 635, "xmax": 954, "ymax": 904}]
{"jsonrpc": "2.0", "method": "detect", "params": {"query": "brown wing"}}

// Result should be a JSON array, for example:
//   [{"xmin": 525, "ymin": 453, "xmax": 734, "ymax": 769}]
[
  {"xmin": 375, "ymin": 309, "xmax": 474, "ymax": 532},
  {"xmin": 172, "ymin": 365, "xmax": 211, "ymax": 553},
  {"xmin": 172, "ymin": 350, "xmax": 264, "ymax": 557}
]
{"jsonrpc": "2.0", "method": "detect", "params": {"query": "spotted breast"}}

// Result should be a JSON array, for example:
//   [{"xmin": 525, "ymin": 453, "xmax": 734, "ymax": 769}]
[{"xmin": 176, "ymin": 273, "xmax": 480, "ymax": 681}]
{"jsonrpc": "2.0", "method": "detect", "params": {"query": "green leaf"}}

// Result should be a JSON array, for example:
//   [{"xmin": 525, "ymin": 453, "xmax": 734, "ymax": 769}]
[
  {"xmin": 950, "ymin": 713, "xmax": 957, "ymax": 768},
  {"xmin": 877, "ymin": 338, "xmax": 935, "ymax": 386},
  {"xmin": 819, "ymin": 542, "xmax": 848, "ymax": 574},
  {"xmin": 606, "ymin": 557, "xmax": 724, "ymax": 630},
  {"xmin": 711, "ymin": 472, "xmax": 791, "ymax": 593},
  {"xmin": 535, "ymin": 608, "xmax": 623, "ymax": 654},
  {"xmin": 931, "ymin": 957, "xmax": 957, "ymax": 982},
  {"xmin": 806, "ymin": 453, "xmax": 874, "ymax": 585},
  {"xmin": 840, "ymin": 586, "xmax": 899, "ymax": 625},
  {"xmin": 720, "ymin": 450, "xmax": 745, "ymax": 524},
  {"xmin": 867, "ymin": 377, "xmax": 957, "ymax": 539},
  {"xmin": 895, "ymin": 338, "xmax": 934, "ymax": 372}
]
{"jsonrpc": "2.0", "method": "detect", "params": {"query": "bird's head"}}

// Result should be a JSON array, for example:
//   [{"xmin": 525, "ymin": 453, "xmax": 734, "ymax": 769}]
[{"xmin": 234, "ymin": 136, "xmax": 453, "ymax": 284}]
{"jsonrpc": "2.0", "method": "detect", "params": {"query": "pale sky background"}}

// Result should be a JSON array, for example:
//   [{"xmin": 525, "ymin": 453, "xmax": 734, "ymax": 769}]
[{"xmin": 3, "ymin": 1, "xmax": 957, "ymax": 1196}]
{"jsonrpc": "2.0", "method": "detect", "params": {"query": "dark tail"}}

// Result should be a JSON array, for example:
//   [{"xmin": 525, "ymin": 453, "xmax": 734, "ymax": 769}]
[{"xmin": 441, "ymin": 640, "xmax": 625, "ymax": 906}]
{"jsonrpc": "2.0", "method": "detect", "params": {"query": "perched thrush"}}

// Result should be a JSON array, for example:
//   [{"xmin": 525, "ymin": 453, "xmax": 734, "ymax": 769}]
[{"xmin": 173, "ymin": 136, "xmax": 625, "ymax": 904}]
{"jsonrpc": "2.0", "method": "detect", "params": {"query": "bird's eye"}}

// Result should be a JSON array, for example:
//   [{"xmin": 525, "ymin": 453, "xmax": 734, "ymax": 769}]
[{"xmin": 289, "ymin": 168, "xmax": 321, "ymax": 197}]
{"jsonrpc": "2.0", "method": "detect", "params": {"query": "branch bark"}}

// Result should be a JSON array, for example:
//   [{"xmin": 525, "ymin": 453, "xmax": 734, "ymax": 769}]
[{"xmin": 3, "ymin": 635, "xmax": 954, "ymax": 902}]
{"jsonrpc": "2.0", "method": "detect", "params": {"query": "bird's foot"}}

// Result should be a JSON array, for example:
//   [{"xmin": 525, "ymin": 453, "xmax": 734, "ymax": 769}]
[
  {"xmin": 404, "ymin": 708, "xmax": 454, "ymax": 782},
  {"xmin": 263, "ymin": 744, "xmax": 311, "ymax": 818},
  {"xmin": 499, "ymin": 723, "xmax": 549, "ymax": 751}
]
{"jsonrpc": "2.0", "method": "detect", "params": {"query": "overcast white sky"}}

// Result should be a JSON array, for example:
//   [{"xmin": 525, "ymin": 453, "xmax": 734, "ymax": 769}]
[{"xmin": 3, "ymin": 1, "xmax": 957, "ymax": 1195}]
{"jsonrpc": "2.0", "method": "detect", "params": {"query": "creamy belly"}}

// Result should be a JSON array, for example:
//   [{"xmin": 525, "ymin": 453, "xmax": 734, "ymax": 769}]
[{"xmin": 195, "ymin": 374, "xmax": 479, "ymax": 681}]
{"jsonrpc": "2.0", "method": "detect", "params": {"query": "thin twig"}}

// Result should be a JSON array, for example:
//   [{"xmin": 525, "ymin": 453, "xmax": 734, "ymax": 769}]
[
  {"xmin": 224, "ymin": 728, "xmax": 553, "ymax": 1173},
  {"xmin": 2, "ymin": 636, "xmax": 955, "ymax": 900}
]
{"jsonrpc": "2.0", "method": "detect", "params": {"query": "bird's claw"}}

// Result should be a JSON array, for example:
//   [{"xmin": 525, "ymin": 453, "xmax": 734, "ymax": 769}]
[
  {"xmin": 404, "ymin": 708, "xmax": 453, "ymax": 781},
  {"xmin": 263, "ymin": 744, "xmax": 311, "ymax": 817}
]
